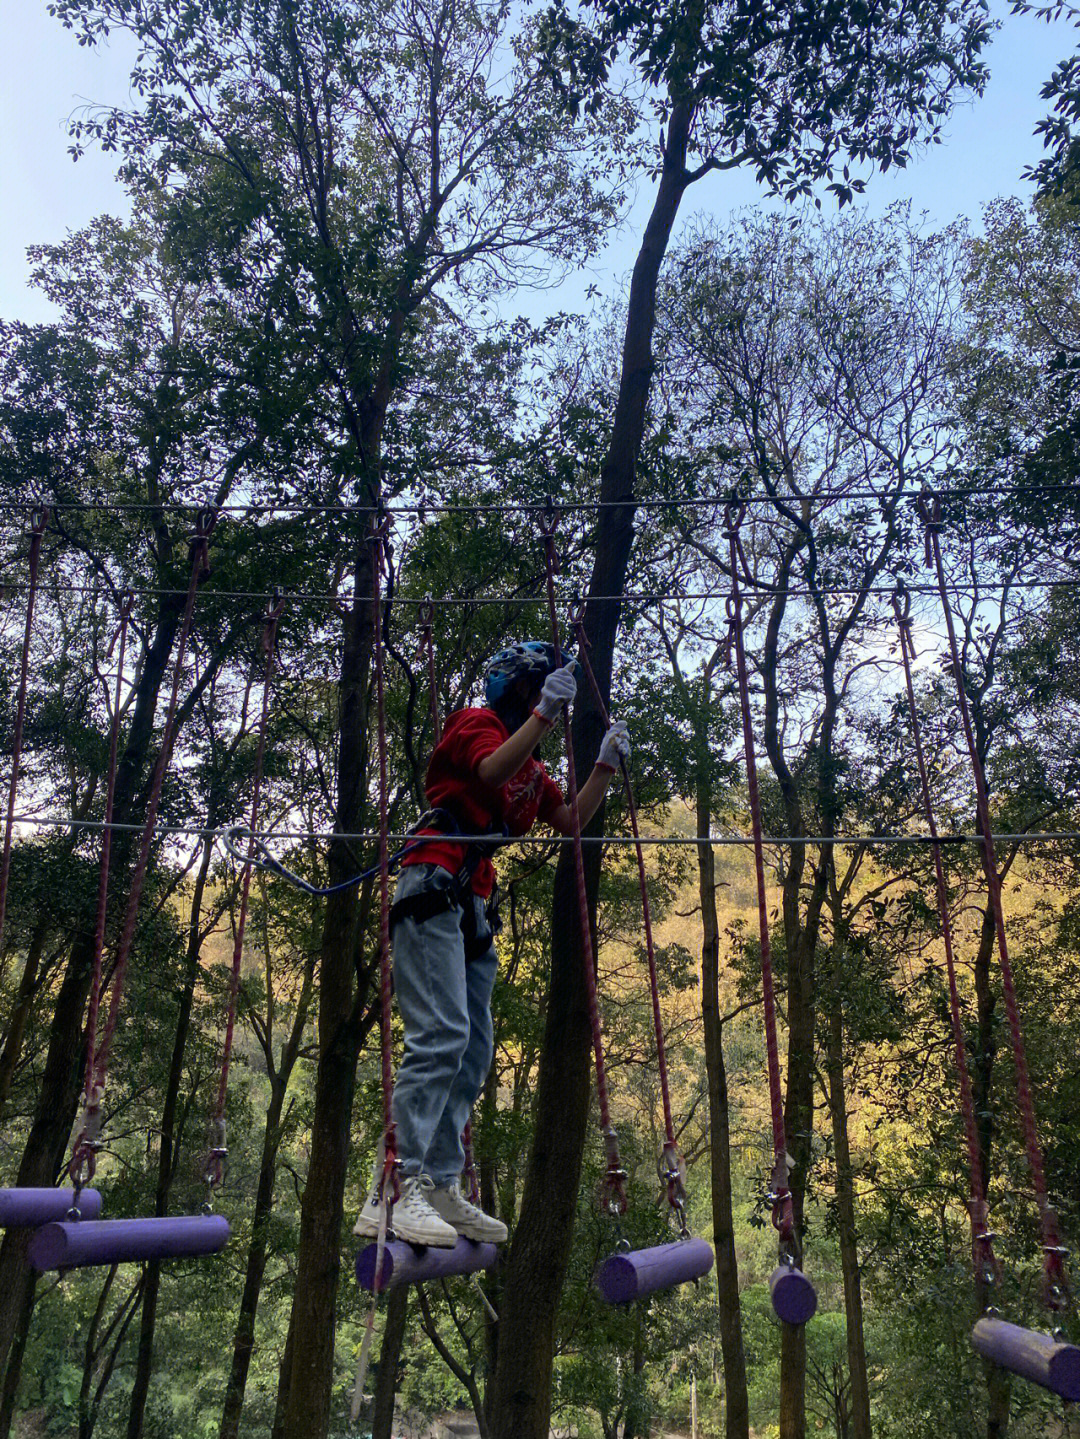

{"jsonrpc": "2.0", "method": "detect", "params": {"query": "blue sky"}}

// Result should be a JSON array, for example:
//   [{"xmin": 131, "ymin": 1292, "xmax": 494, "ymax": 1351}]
[{"xmin": 1, "ymin": 0, "xmax": 1078, "ymax": 326}]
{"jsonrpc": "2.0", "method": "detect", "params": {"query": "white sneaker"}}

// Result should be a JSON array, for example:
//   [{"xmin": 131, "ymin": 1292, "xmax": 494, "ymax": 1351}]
[
  {"xmin": 353, "ymin": 1173, "xmax": 459, "ymax": 1248},
  {"xmin": 429, "ymin": 1182, "xmax": 508, "ymax": 1244}
]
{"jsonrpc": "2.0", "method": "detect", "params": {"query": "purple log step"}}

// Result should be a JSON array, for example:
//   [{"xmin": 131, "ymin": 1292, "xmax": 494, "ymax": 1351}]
[
  {"xmin": 972, "ymin": 1317, "xmax": 1080, "ymax": 1402},
  {"xmin": 770, "ymin": 1265, "xmax": 818, "ymax": 1325},
  {"xmin": 28, "ymin": 1214, "xmax": 230, "ymax": 1271},
  {"xmin": 0, "ymin": 1189, "xmax": 102, "ymax": 1227},
  {"xmin": 356, "ymin": 1237, "xmax": 499, "ymax": 1293},
  {"xmin": 595, "ymin": 1239, "xmax": 714, "ymax": 1305}
]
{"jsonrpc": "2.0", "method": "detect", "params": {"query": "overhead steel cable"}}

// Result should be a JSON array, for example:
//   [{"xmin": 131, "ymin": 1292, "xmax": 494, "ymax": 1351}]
[
  {"xmin": 10, "ymin": 814, "xmax": 1080, "ymax": 846},
  {"xmin": 0, "ymin": 480, "xmax": 1078, "ymax": 519},
  {"xmin": 2, "ymin": 578, "xmax": 1079, "ymax": 605}
]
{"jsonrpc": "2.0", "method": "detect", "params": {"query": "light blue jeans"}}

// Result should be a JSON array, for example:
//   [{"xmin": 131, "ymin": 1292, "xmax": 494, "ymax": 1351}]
[{"xmin": 390, "ymin": 864, "xmax": 498, "ymax": 1186}]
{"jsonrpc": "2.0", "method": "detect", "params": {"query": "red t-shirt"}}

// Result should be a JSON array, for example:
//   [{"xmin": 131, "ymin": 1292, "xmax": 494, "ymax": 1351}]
[{"xmin": 400, "ymin": 708, "xmax": 565, "ymax": 898}]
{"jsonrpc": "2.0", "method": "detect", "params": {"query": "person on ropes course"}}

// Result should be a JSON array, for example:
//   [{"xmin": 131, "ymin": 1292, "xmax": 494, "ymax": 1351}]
[{"xmin": 354, "ymin": 640, "xmax": 630, "ymax": 1248}]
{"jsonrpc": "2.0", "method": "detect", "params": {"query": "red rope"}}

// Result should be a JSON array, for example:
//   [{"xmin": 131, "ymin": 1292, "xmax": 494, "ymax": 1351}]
[
  {"xmin": 724, "ymin": 509, "xmax": 794, "ymax": 1246},
  {"xmin": 920, "ymin": 499, "xmax": 1066, "ymax": 1310},
  {"xmin": 205, "ymin": 595, "xmax": 285, "ymax": 1192},
  {"xmin": 571, "ymin": 611, "xmax": 688, "ymax": 1226},
  {"xmin": 0, "ymin": 507, "xmax": 50, "ymax": 983},
  {"xmin": 892, "ymin": 587, "xmax": 997, "ymax": 1289},
  {"xmin": 69, "ymin": 592, "xmax": 133, "ymax": 1189},
  {"xmin": 539, "ymin": 511, "xmax": 626, "ymax": 1214},
  {"xmin": 84, "ymin": 515, "xmax": 214, "ymax": 1141},
  {"xmin": 372, "ymin": 518, "xmax": 399, "ymax": 1204}
]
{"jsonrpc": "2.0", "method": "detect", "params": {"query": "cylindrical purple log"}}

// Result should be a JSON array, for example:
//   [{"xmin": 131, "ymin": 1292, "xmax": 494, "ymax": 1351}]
[
  {"xmin": 0, "ymin": 1189, "xmax": 102, "ymax": 1227},
  {"xmin": 356, "ymin": 1237, "xmax": 499, "ymax": 1293},
  {"xmin": 972, "ymin": 1317, "xmax": 1080, "ymax": 1402},
  {"xmin": 28, "ymin": 1214, "xmax": 230, "ymax": 1271},
  {"xmin": 595, "ymin": 1239, "xmax": 714, "ymax": 1305},
  {"xmin": 770, "ymin": 1265, "xmax": 818, "ymax": 1325}
]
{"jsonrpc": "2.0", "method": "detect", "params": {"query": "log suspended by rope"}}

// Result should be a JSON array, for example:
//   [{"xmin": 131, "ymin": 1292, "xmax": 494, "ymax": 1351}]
[
  {"xmin": 594, "ymin": 1239, "xmax": 714, "ymax": 1306},
  {"xmin": 0, "ymin": 1189, "xmax": 102, "ymax": 1228},
  {"xmin": 971, "ymin": 1318, "xmax": 1080, "ymax": 1402},
  {"xmin": 28, "ymin": 1215, "xmax": 230, "ymax": 1272},
  {"xmin": 356, "ymin": 1237, "xmax": 499, "ymax": 1294}
]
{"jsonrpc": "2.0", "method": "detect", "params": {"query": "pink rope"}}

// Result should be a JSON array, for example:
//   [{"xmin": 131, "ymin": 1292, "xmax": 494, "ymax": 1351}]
[
  {"xmin": 539, "ymin": 512, "xmax": 626, "ymax": 1214},
  {"xmin": 69, "ymin": 594, "xmax": 133, "ymax": 1189},
  {"xmin": 372, "ymin": 518, "xmax": 399, "ymax": 1204},
  {"xmin": 206, "ymin": 596, "xmax": 285, "ymax": 1190},
  {"xmin": 724, "ymin": 509, "xmax": 793, "ymax": 1245},
  {"xmin": 893, "ymin": 588, "xmax": 996, "ymax": 1287},
  {"xmin": 921, "ymin": 499, "xmax": 1066, "ymax": 1310},
  {"xmin": 570, "ymin": 613, "xmax": 688, "ymax": 1226},
  {"xmin": 0, "ymin": 507, "xmax": 50, "ymax": 982},
  {"xmin": 87, "ymin": 516, "xmax": 214, "ymax": 1130}
]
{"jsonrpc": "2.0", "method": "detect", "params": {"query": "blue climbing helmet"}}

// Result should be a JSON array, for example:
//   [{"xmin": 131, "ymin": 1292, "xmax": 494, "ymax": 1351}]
[{"xmin": 484, "ymin": 641, "xmax": 578, "ymax": 709}]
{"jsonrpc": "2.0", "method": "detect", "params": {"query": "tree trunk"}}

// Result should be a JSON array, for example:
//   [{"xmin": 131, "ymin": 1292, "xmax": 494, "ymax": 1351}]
[
  {"xmin": 220, "ymin": 948, "xmax": 315, "ymax": 1439},
  {"xmin": 825, "ymin": 971, "xmax": 871, "ymax": 1439},
  {"xmin": 371, "ymin": 1288, "xmax": 410, "ymax": 1439},
  {"xmin": 698, "ymin": 779, "xmax": 749, "ymax": 1439},
  {"xmin": 972, "ymin": 900, "xmax": 1011, "ymax": 1437},
  {"xmin": 486, "ymin": 95, "xmax": 694, "ymax": 1439},
  {"xmin": 0, "ymin": 910, "xmax": 51, "ymax": 1118},
  {"xmin": 126, "ymin": 832, "xmax": 216, "ymax": 1439},
  {"xmin": 278, "ymin": 506, "xmax": 380, "ymax": 1439}
]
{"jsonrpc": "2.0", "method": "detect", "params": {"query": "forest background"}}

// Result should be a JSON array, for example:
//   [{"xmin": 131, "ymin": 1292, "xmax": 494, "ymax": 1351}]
[{"xmin": 2, "ymin": 2, "xmax": 1080, "ymax": 1439}]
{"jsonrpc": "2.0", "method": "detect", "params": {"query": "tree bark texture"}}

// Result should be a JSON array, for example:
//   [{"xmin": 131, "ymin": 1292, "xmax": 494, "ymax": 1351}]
[
  {"xmin": 486, "ymin": 96, "xmax": 694, "ymax": 1439},
  {"xmin": 698, "ymin": 779, "xmax": 750, "ymax": 1439},
  {"xmin": 825, "ymin": 978, "xmax": 871, "ymax": 1439},
  {"xmin": 371, "ymin": 1288, "xmax": 410, "ymax": 1439},
  {"xmin": 126, "ymin": 833, "xmax": 216, "ymax": 1439}
]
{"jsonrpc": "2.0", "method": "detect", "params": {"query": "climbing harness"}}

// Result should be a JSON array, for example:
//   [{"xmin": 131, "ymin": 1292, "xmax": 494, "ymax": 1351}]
[
  {"xmin": 30, "ymin": 512, "xmax": 230, "ymax": 1270},
  {"xmin": 918, "ymin": 497, "xmax": 1078, "ymax": 1400},
  {"xmin": 724, "ymin": 506, "xmax": 817, "ymax": 1326}
]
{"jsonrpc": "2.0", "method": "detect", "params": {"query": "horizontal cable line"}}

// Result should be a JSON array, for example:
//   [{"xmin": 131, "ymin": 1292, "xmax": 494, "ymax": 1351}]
[
  {"xmin": 0, "ymin": 482, "xmax": 1078, "ymax": 520},
  {"xmin": 2, "ymin": 578, "xmax": 1079, "ymax": 606},
  {"xmin": 12, "ymin": 814, "xmax": 1080, "ymax": 847}
]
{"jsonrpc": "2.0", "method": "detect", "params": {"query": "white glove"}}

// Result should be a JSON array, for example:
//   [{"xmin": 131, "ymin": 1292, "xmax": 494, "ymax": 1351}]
[
  {"xmin": 533, "ymin": 663, "xmax": 578, "ymax": 722},
  {"xmin": 597, "ymin": 720, "xmax": 630, "ymax": 771}
]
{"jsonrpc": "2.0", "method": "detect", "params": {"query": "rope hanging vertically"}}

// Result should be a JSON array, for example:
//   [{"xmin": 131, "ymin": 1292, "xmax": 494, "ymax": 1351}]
[
  {"xmin": 539, "ymin": 503, "xmax": 626, "ymax": 1215},
  {"xmin": 68, "ymin": 591, "xmax": 133, "ymax": 1193},
  {"xmin": 920, "ymin": 495, "xmax": 1067, "ymax": 1312},
  {"xmin": 724, "ymin": 507, "xmax": 794, "ymax": 1248},
  {"xmin": 0, "ymin": 506, "xmax": 50, "ymax": 982},
  {"xmin": 70, "ymin": 512, "xmax": 215, "ymax": 1191},
  {"xmin": 206, "ymin": 593, "xmax": 286, "ymax": 1198},
  {"xmin": 892, "ymin": 584, "xmax": 997, "ymax": 1291},
  {"xmin": 571, "ymin": 606, "xmax": 687, "ymax": 1230},
  {"xmin": 350, "ymin": 511, "xmax": 399, "ymax": 1426}
]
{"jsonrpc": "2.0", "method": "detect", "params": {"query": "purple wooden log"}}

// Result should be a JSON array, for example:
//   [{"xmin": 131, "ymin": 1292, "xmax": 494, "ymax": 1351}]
[
  {"xmin": 972, "ymin": 1317, "xmax": 1080, "ymax": 1402},
  {"xmin": 28, "ymin": 1214, "xmax": 230, "ymax": 1271},
  {"xmin": 356, "ymin": 1237, "xmax": 498, "ymax": 1293},
  {"xmin": 770, "ymin": 1265, "xmax": 818, "ymax": 1325},
  {"xmin": 595, "ymin": 1239, "xmax": 714, "ymax": 1305},
  {"xmin": 0, "ymin": 1189, "xmax": 102, "ymax": 1227}
]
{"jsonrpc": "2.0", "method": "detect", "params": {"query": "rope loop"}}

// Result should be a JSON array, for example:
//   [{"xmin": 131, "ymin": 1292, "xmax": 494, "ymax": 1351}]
[
  {"xmin": 539, "ymin": 493, "xmax": 559, "ymax": 541},
  {"xmin": 29, "ymin": 505, "xmax": 50, "ymax": 537}
]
